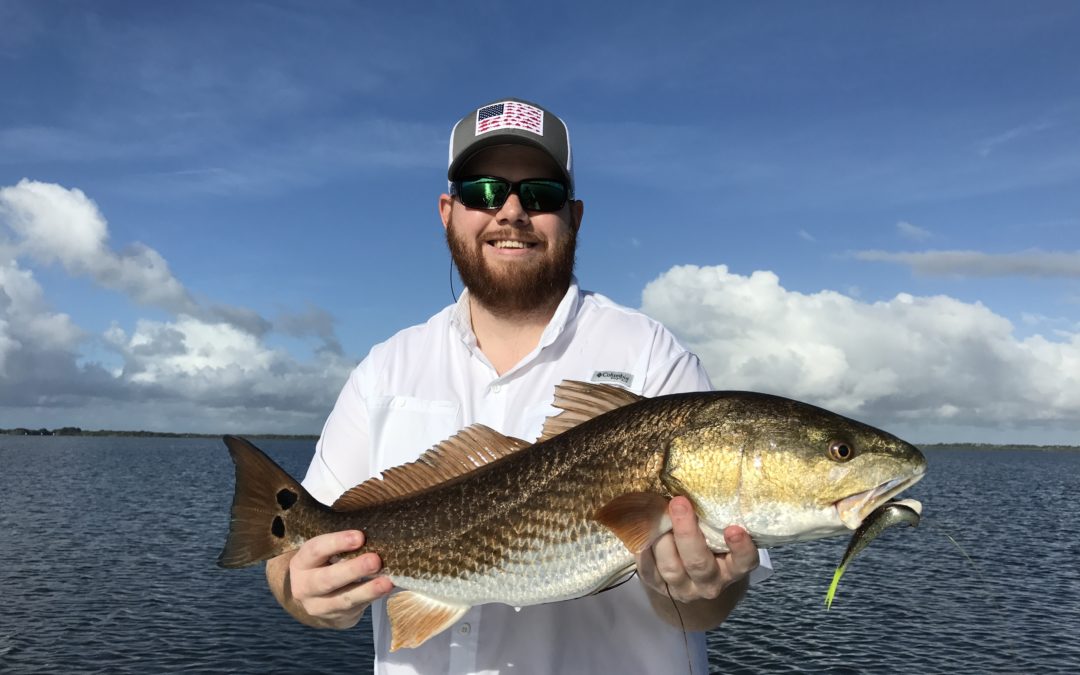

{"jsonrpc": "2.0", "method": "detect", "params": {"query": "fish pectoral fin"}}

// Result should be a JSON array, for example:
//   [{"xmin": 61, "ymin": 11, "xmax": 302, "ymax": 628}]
[
  {"xmin": 593, "ymin": 492, "xmax": 672, "ymax": 554},
  {"xmin": 386, "ymin": 591, "xmax": 470, "ymax": 651}
]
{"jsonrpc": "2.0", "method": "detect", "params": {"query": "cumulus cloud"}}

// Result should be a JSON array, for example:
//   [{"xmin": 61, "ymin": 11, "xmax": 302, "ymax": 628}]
[
  {"xmin": 0, "ymin": 180, "xmax": 353, "ymax": 432},
  {"xmin": 641, "ymin": 265, "xmax": 1080, "ymax": 438},
  {"xmin": 0, "ymin": 180, "xmax": 197, "ymax": 312},
  {"xmin": 854, "ymin": 249, "xmax": 1080, "ymax": 278}
]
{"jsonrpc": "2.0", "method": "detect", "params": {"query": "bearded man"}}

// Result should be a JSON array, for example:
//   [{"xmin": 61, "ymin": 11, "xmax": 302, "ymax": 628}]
[{"xmin": 265, "ymin": 98, "xmax": 771, "ymax": 675}]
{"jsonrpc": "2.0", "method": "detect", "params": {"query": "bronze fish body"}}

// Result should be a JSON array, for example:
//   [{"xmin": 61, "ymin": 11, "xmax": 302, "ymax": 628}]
[{"xmin": 219, "ymin": 381, "xmax": 926, "ymax": 650}]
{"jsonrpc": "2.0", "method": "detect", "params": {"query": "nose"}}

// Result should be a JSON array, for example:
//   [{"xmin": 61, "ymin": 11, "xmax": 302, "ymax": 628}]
[{"xmin": 495, "ymin": 193, "xmax": 530, "ymax": 228}]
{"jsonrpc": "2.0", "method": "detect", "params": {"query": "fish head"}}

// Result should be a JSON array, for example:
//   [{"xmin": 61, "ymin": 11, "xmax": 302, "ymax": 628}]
[{"xmin": 663, "ymin": 392, "xmax": 927, "ymax": 548}]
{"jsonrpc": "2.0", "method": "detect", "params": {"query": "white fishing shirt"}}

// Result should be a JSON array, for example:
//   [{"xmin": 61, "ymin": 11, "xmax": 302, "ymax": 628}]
[{"xmin": 302, "ymin": 280, "xmax": 773, "ymax": 675}]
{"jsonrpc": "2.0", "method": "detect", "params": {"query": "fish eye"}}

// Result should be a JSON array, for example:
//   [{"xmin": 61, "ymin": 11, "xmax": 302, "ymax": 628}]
[{"xmin": 828, "ymin": 440, "xmax": 854, "ymax": 462}]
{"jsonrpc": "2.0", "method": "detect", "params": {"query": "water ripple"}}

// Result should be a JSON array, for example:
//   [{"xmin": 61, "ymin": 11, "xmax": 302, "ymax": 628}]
[{"xmin": 3, "ymin": 440, "xmax": 1078, "ymax": 673}]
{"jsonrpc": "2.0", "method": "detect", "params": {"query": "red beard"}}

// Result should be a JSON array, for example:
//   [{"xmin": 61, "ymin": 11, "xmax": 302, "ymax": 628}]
[{"xmin": 446, "ymin": 219, "xmax": 577, "ymax": 316}]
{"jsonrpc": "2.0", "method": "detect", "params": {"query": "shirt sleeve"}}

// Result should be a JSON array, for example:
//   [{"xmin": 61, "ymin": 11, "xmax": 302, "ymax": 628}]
[{"xmin": 301, "ymin": 363, "xmax": 370, "ymax": 506}]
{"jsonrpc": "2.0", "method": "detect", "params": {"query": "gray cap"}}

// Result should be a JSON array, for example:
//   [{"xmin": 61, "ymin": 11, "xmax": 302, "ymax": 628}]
[{"xmin": 447, "ymin": 97, "xmax": 574, "ymax": 197}]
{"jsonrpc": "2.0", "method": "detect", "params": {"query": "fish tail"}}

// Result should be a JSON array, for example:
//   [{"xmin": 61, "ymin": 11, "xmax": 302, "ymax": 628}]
[{"xmin": 217, "ymin": 435, "xmax": 321, "ymax": 569}]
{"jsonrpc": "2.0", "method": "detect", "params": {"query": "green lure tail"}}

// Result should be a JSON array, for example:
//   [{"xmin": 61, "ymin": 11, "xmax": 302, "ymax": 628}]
[
  {"xmin": 824, "ymin": 498, "xmax": 922, "ymax": 610},
  {"xmin": 824, "ymin": 563, "xmax": 848, "ymax": 609}
]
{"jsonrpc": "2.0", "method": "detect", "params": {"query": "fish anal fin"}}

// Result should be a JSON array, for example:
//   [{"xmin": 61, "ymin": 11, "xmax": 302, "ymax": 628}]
[
  {"xmin": 333, "ymin": 425, "xmax": 530, "ymax": 510},
  {"xmin": 386, "ymin": 591, "xmax": 470, "ymax": 651},
  {"xmin": 538, "ymin": 380, "xmax": 645, "ymax": 442},
  {"xmin": 593, "ymin": 492, "xmax": 672, "ymax": 554}
]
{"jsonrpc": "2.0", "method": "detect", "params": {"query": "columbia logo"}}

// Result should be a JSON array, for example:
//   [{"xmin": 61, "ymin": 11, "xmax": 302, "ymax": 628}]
[{"xmin": 591, "ymin": 371, "xmax": 633, "ymax": 387}]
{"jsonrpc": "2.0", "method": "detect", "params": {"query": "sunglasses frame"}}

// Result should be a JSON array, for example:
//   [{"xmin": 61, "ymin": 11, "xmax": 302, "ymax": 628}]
[{"xmin": 451, "ymin": 175, "xmax": 571, "ymax": 212}]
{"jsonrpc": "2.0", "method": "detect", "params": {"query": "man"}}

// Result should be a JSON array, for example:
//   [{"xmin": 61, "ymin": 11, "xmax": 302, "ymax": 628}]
[{"xmin": 265, "ymin": 98, "xmax": 771, "ymax": 674}]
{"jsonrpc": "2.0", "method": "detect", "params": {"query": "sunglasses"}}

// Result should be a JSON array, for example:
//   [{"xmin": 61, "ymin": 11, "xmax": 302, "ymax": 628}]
[{"xmin": 451, "ymin": 176, "xmax": 570, "ymax": 212}]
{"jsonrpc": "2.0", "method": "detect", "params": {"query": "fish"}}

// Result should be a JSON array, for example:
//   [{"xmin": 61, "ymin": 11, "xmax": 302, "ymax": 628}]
[
  {"xmin": 218, "ymin": 380, "xmax": 926, "ymax": 650},
  {"xmin": 824, "ymin": 497, "xmax": 923, "ymax": 609}
]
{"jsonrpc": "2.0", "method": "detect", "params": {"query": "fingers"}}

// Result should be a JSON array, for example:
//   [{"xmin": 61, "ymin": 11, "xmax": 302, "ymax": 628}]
[
  {"xmin": 292, "ymin": 530, "xmax": 365, "ymax": 570},
  {"xmin": 638, "ymin": 497, "xmax": 758, "ymax": 604},
  {"xmin": 722, "ymin": 525, "xmax": 760, "ymax": 576},
  {"xmin": 289, "ymin": 530, "xmax": 394, "ymax": 625},
  {"xmin": 669, "ymin": 497, "xmax": 719, "ymax": 587},
  {"xmin": 300, "ymin": 575, "xmax": 395, "ymax": 623}
]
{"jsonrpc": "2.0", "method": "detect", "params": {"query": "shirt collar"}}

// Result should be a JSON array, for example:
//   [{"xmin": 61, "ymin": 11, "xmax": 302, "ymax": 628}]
[{"xmin": 449, "ymin": 276, "xmax": 583, "ymax": 352}]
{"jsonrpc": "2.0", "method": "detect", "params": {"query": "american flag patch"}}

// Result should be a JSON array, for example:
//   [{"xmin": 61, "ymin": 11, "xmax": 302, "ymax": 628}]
[{"xmin": 475, "ymin": 101, "xmax": 544, "ymax": 136}]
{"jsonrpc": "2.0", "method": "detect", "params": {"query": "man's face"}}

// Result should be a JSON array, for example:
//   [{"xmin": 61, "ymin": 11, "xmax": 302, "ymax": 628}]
[{"xmin": 440, "ymin": 145, "xmax": 583, "ymax": 315}]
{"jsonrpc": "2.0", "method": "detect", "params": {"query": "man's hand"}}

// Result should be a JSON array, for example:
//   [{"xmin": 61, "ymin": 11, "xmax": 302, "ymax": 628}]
[
  {"xmin": 266, "ymin": 530, "xmax": 394, "ymax": 630},
  {"xmin": 636, "ymin": 496, "xmax": 760, "ymax": 630}
]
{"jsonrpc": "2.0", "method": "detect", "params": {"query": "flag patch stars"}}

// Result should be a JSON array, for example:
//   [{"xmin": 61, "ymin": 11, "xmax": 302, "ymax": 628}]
[{"xmin": 476, "ymin": 101, "xmax": 544, "ymax": 136}]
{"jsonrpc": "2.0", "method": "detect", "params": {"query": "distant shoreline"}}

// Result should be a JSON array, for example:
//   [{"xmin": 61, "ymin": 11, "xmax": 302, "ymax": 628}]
[
  {"xmin": 919, "ymin": 442, "xmax": 1080, "ymax": 452},
  {"xmin": 1, "ymin": 428, "xmax": 1076, "ymax": 450},
  {"xmin": 0, "ymin": 428, "xmax": 318, "ymax": 440}
]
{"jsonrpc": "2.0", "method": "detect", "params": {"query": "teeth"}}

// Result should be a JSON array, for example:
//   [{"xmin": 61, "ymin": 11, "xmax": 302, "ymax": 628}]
[{"xmin": 493, "ymin": 241, "xmax": 530, "ymax": 249}]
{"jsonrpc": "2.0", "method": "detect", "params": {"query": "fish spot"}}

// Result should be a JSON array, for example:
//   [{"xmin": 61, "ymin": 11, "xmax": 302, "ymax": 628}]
[
  {"xmin": 276, "ymin": 489, "xmax": 298, "ymax": 510},
  {"xmin": 271, "ymin": 515, "xmax": 286, "ymax": 538}
]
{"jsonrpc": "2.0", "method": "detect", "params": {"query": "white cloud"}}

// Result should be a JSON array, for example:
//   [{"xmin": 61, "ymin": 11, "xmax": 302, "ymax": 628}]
[
  {"xmin": 0, "ymin": 180, "xmax": 354, "ymax": 432},
  {"xmin": 641, "ymin": 264, "xmax": 1080, "ymax": 439},
  {"xmin": 798, "ymin": 229, "xmax": 815, "ymax": 242},
  {"xmin": 855, "ymin": 249, "xmax": 1080, "ymax": 278},
  {"xmin": 0, "ymin": 257, "xmax": 82, "ymax": 374},
  {"xmin": 0, "ymin": 180, "xmax": 196, "ymax": 312},
  {"xmin": 977, "ymin": 119, "xmax": 1053, "ymax": 157},
  {"xmin": 896, "ymin": 220, "xmax": 931, "ymax": 241}
]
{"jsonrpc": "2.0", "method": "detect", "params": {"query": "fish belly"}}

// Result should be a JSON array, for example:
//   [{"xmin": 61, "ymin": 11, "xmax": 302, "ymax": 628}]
[{"xmin": 387, "ymin": 530, "xmax": 634, "ymax": 607}]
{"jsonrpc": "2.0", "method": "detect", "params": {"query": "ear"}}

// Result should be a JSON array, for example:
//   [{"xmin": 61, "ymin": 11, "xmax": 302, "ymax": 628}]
[
  {"xmin": 439, "ymin": 193, "xmax": 454, "ymax": 231},
  {"xmin": 570, "ymin": 199, "xmax": 584, "ymax": 234}
]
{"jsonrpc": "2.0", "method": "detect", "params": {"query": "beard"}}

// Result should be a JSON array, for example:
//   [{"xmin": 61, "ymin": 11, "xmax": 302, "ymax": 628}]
[{"xmin": 446, "ymin": 219, "xmax": 577, "ymax": 317}]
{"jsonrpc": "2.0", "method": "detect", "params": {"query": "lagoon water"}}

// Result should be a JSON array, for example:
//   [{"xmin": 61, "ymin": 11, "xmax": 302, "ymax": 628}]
[{"xmin": 1, "ymin": 436, "xmax": 1078, "ymax": 674}]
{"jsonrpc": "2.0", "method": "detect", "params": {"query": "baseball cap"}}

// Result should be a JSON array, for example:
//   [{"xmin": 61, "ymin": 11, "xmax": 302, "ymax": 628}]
[{"xmin": 447, "ymin": 98, "xmax": 574, "ymax": 197}]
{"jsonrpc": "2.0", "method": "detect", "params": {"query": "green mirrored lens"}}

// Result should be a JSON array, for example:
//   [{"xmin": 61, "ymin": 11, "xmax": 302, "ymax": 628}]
[
  {"xmin": 519, "ymin": 181, "xmax": 567, "ymax": 211},
  {"xmin": 460, "ymin": 178, "xmax": 510, "ymax": 209}
]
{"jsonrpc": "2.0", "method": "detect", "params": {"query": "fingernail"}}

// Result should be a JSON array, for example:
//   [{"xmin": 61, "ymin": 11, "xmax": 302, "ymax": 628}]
[{"xmin": 672, "ymin": 500, "xmax": 689, "ymax": 516}]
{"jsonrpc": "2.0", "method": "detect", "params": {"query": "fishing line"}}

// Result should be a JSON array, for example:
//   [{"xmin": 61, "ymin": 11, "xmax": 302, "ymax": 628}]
[
  {"xmin": 923, "ymin": 520, "xmax": 1019, "ymax": 660},
  {"xmin": 663, "ymin": 580, "xmax": 695, "ymax": 675},
  {"xmin": 450, "ymin": 255, "xmax": 457, "ymax": 302}
]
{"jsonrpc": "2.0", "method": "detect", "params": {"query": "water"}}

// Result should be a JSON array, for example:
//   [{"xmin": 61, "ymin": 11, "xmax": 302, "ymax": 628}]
[{"xmin": 2, "ymin": 437, "xmax": 1078, "ymax": 674}]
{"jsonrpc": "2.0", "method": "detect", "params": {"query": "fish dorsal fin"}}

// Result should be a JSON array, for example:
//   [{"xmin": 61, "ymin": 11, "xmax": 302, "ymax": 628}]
[
  {"xmin": 386, "ymin": 591, "xmax": 471, "ymax": 651},
  {"xmin": 537, "ymin": 380, "xmax": 645, "ymax": 442},
  {"xmin": 332, "ymin": 425, "xmax": 529, "ymax": 511},
  {"xmin": 593, "ymin": 492, "xmax": 672, "ymax": 554}
]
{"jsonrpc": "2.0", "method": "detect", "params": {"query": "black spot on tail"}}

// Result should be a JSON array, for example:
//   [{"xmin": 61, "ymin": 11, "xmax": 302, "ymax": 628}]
[
  {"xmin": 276, "ymin": 488, "xmax": 298, "ymax": 510},
  {"xmin": 271, "ymin": 515, "xmax": 286, "ymax": 538}
]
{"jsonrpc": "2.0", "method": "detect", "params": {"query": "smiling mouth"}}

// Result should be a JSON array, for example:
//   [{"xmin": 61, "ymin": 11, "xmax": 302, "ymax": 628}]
[{"xmin": 488, "ymin": 239, "xmax": 538, "ymax": 250}]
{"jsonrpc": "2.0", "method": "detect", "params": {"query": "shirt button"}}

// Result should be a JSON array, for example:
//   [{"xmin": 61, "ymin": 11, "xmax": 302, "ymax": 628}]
[
  {"xmin": 459, "ymin": 623, "xmax": 471, "ymax": 635},
  {"xmin": 491, "ymin": 384, "xmax": 502, "ymax": 393}
]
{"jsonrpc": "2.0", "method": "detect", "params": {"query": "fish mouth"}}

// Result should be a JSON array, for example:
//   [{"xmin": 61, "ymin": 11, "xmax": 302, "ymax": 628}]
[{"xmin": 835, "ymin": 470, "xmax": 926, "ymax": 530}]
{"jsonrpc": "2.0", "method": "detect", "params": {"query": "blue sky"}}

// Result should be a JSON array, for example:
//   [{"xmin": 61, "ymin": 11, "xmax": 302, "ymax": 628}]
[{"xmin": 2, "ymin": 1, "xmax": 1079, "ymax": 442}]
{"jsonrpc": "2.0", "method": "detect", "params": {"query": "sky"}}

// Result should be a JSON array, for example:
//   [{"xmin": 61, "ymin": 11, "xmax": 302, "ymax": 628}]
[{"xmin": 1, "ymin": 1, "xmax": 1079, "ymax": 443}]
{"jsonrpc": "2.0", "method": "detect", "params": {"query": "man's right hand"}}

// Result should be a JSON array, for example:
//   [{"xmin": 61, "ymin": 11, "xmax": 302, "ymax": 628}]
[{"xmin": 265, "ymin": 530, "xmax": 394, "ymax": 629}]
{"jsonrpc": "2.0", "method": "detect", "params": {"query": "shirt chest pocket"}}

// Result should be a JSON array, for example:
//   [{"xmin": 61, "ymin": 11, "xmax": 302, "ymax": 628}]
[{"xmin": 367, "ymin": 396, "xmax": 461, "ymax": 474}]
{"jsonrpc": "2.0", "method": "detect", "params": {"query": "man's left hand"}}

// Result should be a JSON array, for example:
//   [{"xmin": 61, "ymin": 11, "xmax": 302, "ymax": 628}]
[{"xmin": 637, "ymin": 495, "xmax": 760, "ymax": 605}]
